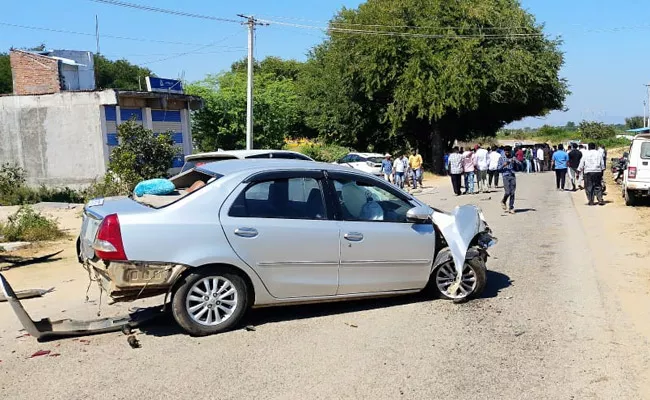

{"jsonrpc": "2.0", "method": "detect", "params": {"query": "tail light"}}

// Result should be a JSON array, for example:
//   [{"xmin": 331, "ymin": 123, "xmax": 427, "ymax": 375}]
[
  {"xmin": 629, "ymin": 167, "xmax": 637, "ymax": 179},
  {"xmin": 93, "ymin": 214, "xmax": 127, "ymax": 261}
]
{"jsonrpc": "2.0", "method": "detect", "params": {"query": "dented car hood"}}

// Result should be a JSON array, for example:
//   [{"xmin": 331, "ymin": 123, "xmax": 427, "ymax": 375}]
[{"xmin": 431, "ymin": 205, "xmax": 490, "ymax": 278}]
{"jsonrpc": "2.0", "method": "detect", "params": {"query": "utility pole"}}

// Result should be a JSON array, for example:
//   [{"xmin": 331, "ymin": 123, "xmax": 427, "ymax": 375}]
[
  {"xmin": 95, "ymin": 15, "xmax": 100, "ymax": 55},
  {"xmin": 238, "ymin": 15, "xmax": 267, "ymax": 150},
  {"xmin": 646, "ymin": 83, "xmax": 650, "ymax": 128}
]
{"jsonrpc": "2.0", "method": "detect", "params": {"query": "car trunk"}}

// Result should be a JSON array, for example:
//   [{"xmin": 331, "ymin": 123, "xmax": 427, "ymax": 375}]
[{"xmin": 633, "ymin": 141, "xmax": 650, "ymax": 180}]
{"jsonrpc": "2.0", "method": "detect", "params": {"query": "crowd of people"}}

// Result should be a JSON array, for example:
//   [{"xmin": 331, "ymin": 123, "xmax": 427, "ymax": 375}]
[
  {"xmin": 380, "ymin": 150, "xmax": 425, "ymax": 190},
  {"xmin": 443, "ymin": 142, "xmax": 609, "ymax": 212}
]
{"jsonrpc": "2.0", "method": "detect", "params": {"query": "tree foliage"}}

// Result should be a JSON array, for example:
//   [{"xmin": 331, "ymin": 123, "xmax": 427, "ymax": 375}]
[
  {"xmin": 579, "ymin": 121, "xmax": 616, "ymax": 140},
  {"xmin": 186, "ymin": 57, "xmax": 313, "ymax": 151},
  {"xmin": 107, "ymin": 120, "xmax": 176, "ymax": 191},
  {"xmin": 300, "ymin": 0, "xmax": 568, "ymax": 171},
  {"xmin": 94, "ymin": 54, "xmax": 153, "ymax": 90},
  {"xmin": 0, "ymin": 53, "xmax": 12, "ymax": 94},
  {"xmin": 625, "ymin": 116, "xmax": 645, "ymax": 130}
]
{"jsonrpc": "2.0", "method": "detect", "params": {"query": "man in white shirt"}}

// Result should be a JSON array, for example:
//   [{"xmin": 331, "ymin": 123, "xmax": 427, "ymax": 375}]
[
  {"xmin": 392, "ymin": 155, "xmax": 406, "ymax": 189},
  {"xmin": 578, "ymin": 142, "xmax": 606, "ymax": 206},
  {"xmin": 488, "ymin": 146, "xmax": 502, "ymax": 189},
  {"xmin": 578, "ymin": 145, "xmax": 589, "ymax": 188},
  {"xmin": 535, "ymin": 146, "xmax": 545, "ymax": 172},
  {"xmin": 475, "ymin": 145, "xmax": 489, "ymax": 193}
]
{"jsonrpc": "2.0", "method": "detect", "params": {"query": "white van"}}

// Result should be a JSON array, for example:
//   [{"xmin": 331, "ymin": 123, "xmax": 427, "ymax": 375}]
[{"xmin": 623, "ymin": 134, "xmax": 650, "ymax": 206}]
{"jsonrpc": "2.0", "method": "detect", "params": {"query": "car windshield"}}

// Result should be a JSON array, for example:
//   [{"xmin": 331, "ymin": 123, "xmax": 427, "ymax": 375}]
[
  {"xmin": 366, "ymin": 157, "xmax": 384, "ymax": 164},
  {"xmin": 181, "ymin": 156, "xmax": 238, "ymax": 172}
]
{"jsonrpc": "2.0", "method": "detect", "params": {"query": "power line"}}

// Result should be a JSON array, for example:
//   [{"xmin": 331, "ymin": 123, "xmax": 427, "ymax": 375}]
[
  {"xmin": 0, "ymin": 21, "xmax": 212, "ymax": 46},
  {"xmin": 140, "ymin": 31, "xmax": 242, "ymax": 65},
  {"xmin": 88, "ymin": 0, "xmax": 240, "ymax": 23}
]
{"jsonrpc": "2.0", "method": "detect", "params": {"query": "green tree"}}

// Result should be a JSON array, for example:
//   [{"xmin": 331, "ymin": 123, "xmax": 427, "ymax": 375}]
[
  {"xmin": 107, "ymin": 120, "xmax": 176, "ymax": 191},
  {"xmin": 565, "ymin": 121, "xmax": 577, "ymax": 131},
  {"xmin": 579, "ymin": 121, "xmax": 616, "ymax": 140},
  {"xmin": 0, "ymin": 53, "xmax": 11, "ymax": 94},
  {"xmin": 300, "ymin": 0, "xmax": 568, "ymax": 172},
  {"xmin": 186, "ymin": 57, "xmax": 311, "ymax": 151},
  {"xmin": 94, "ymin": 55, "xmax": 153, "ymax": 90},
  {"xmin": 625, "ymin": 116, "xmax": 645, "ymax": 130}
]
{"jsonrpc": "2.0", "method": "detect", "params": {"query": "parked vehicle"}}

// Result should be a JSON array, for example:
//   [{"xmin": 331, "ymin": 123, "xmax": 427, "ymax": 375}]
[
  {"xmin": 181, "ymin": 150, "xmax": 313, "ymax": 173},
  {"xmin": 622, "ymin": 134, "xmax": 650, "ymax": 206},
  {"xmin": 75, "ymin": 160, "xmax": 497, "ymax": 336},
  {"xmin": 334, "ymin": 152, "xmax": 385, "ymax": 176}
]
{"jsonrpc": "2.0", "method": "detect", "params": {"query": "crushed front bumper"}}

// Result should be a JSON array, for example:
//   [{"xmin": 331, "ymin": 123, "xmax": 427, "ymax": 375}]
[{"xmin": 0, "ymin": 273, "xmax": 162, "ymax": 341}]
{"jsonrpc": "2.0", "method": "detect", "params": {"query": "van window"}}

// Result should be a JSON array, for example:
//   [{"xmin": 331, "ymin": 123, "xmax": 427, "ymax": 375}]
[{"xmin": 640, "ymin": 142, "xmax": 650, "ymax": 159}]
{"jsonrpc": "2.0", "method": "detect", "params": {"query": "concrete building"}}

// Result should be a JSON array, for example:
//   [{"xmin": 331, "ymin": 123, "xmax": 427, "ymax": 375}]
[{"xmin": 0, "ymin": 89, "xmax": 202, "ymax": 187}]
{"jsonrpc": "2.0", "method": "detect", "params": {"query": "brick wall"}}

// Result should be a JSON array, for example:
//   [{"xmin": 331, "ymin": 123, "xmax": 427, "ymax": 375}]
[{"xmin": 10, "ymin": 50, "xmax": 61, "ymax": 95}]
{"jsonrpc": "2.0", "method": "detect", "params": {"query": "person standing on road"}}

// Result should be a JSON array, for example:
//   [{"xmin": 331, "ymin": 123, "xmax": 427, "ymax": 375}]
[
  {"xmin": 447, "ymin": 147, "xmax": 464, "ymax": 196},
  {"xmin": 567, "ymin": 144, "xmax": 582, "ymax": 191},
  {"xmin": 578, "ymin": 143, "xmax": 606, "ymax": 206},
  {"xmin": 525, "ymin": 147, "xmax": 533, "ymax": 173},
  {"xmin": 381, "ymin": 153, "xmax": 393, "ymax": 183},
  {"xmin": 393, "ymin": 155, "xmax": 406, "ymax": 188},
  {"xmin": 544, "ymin": 145, "xmax": 552, "ymax": 172},
  {"xmin": 515, "ymin": 147, "xmax": 525, "ymax": 172},
  {"xmin": 408, "ymin": 150, "xmax": 423, "ymax": 190},
  {"xmin": 462, "ymin": 148, "xmax": 477, "ymax": 194},
  {"xmin": 498, "ymin": 148, "xmax": 520, "ymax": 214},
  {"xmin": 488, "ymin": 146, "xmax": 502, "ymax": 189},
  {"xmin": 552, "ymin": 144, "xmax": 569, "ymax": 191},
  {"xmin": 535, "ymin": 146, "xmax": 544, "ymax": 172},
  {"xmin": 475, "ymin": 144, "xmax": 489, "ymax": 193}
]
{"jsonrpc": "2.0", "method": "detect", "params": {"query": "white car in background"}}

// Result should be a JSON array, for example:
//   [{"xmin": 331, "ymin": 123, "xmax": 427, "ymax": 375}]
[
  {"xmin": 335, "ymin": 152, "xmax": 385, "ymax": 176},
  {"xmin": 181, "ymin": 150, "xmax": 314, "ymax": 173},
  {"xmin": 623, "ymin": 133, "xmax": 650, "ymax": 206}
]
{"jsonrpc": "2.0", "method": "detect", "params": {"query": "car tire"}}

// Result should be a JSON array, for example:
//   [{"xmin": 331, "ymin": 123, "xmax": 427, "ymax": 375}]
[
  {"xmin": 625, "ymin": 189, "xmax": 637, "ymax": 206},
  {"xmin": 171, "ymin": 268, "xmax": 249, "ymax": 336},
  {"xmin": 428, "ymin": 255, "xmax": 487, "ymax": 301}
]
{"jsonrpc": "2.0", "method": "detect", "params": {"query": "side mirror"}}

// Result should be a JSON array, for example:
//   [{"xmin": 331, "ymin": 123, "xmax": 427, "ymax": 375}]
[{"xmin": 406, "ymin": 206, "xmax": 432, "ymax": 222}]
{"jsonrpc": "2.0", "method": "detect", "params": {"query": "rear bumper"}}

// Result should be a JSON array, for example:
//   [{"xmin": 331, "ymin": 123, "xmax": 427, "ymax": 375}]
[{"xmin": 626, "ymin": 180, "xmax": 650, "ymax": 192}]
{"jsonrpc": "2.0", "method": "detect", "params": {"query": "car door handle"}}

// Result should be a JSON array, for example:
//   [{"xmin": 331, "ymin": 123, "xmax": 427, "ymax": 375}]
[
  {"xmin": 234, "ymin": 227, "xmax": 258, "ymax": 238},
  {"xmin": 344, "ymin": 232, "xmax": 364, "ymax": 242}
]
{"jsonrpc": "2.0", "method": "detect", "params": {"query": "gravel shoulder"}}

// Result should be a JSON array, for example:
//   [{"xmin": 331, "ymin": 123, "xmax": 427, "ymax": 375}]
[{"xmin": 0, "ymin": 174, "xmax": 648, "ymax": 399}]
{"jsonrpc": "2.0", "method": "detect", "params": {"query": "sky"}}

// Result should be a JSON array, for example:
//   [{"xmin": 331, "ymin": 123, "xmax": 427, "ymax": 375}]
[{"xmin": 2, "ymin": 0, "xmax": 650, "ymax": 128}]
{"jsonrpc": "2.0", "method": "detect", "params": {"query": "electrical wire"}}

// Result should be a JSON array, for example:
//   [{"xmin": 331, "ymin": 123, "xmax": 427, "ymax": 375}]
[
  {"xmin": 0, "ymin": 21, "xmax": 212, "ymax": 46},
  {"xmin": 88, "ymin": 0, "xmax": 240, "ymax": 23},
  {"xmin": 139, "ymin": 31, "xmax": 242, "ymax": 65}
]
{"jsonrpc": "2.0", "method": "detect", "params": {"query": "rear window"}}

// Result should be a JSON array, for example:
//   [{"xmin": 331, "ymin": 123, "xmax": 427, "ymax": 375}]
[
  {"xmin": 366, "ymin": 157, "xmax": 384, "ymax": 164},
  {"xmin": 270, "ymin": 153, "xmax": 312, "ymax": 160},
  {"xmin": 181, "ymin": 156, "xmax": 237, "ymax": 172},
  {"xmin": 641, "ymin": 142, "xmax": 650, "ymax": 159}
]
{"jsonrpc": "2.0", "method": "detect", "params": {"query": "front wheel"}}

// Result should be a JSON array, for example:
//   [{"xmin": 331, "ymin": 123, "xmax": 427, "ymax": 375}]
[
  {"xmin": 171, "ymin": 269, "xmax": 249, "ymax": 336},
  {"xmin": 429, "ymin": 256, "xmax": 487, "ymax": 301}
]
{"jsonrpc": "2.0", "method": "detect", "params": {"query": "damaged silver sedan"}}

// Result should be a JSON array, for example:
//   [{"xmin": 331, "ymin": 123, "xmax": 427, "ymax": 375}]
[{"xmin": 72, "ymin": 159, "xmax": 496, "ymax": 336}]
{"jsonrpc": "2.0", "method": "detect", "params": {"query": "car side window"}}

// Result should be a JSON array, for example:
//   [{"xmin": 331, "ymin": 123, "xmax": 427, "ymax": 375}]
[
  {"xmin": 641, "ymin": 142, "xmax": 650, "ymax": 159},
  {"xmin": 349, "ymin": 155, "xmax": 361, "ymax": 163},
  {"xmin": 229, "ymin": 177, "xmax": 326, "ymax": 220},
  {"xmin": 332, "ymin": 179, "xmax": 412, "ymax": 223},
  {"xmin": 339, "ymin": 155, "xmax": 351, "ymax": 163}
]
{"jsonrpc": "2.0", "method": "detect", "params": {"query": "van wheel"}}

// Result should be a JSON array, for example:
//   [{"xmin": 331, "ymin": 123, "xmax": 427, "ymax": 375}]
[
  {"xmin": 429, "ymin": 256, "xmax": 487, "ymax": 301},
  {"xmin": 625, "ymin": 189, "xmax": 637, "ymax": 206},
  {"xmin": 171, "ymin": 269, "xmax": 249, "ymax": 336}
]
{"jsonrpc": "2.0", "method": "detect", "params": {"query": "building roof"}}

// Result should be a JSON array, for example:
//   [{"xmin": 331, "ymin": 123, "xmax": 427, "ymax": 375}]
[{"xmin": 626, "ymin": 127, "xmax": 650, "ymax": 133}]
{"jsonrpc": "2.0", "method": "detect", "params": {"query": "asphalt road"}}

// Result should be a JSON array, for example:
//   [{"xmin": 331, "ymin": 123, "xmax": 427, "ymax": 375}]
[{"xmin": 0, "ymin": 173, "xmax": 646, "ymax": 399}]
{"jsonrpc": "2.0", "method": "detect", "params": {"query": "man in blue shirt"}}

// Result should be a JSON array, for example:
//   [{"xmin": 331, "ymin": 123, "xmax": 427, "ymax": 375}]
[
  {"xmin": 552, "ymin": 144, "xmax": 569, "ymax": 191},
  {"xmin": 498, "ymin": 148, "xmax": 521, "ymax": 214},
  {"xmin": 381, "ymin": 153, "xmax": 393, "ymax": 183}
]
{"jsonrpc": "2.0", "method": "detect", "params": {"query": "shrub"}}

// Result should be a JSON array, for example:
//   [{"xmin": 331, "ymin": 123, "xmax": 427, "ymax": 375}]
[
  {"xmin": 0, "ymin": 206, "xmax": 64, "ymax": 242},
  {"xmin": 287, "ymin": 141, "xmax": 349, "ymax": 162},
  {"xmin": 82, "ymin": 173, "xmax": 131, "ymax": 201},
  {"xmin": 0, "ymin": 164, "xmax": 85, "ymax": 205},
  {"xmin": 579, "ymin": 121, "xmax": 616, "ymax": 140}
]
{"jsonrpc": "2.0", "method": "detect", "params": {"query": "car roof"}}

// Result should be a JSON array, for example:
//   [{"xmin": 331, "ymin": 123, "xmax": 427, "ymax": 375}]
[
  {"xmin": 349, "ymin": 152, "xmax": 385, "ymax": 157},
  {"xmin": 634, "ymin": 133, "xmax": 650, "ymax": 140},
  {"xmin": 185, "ymin": 149, "xmax": 311, "ymax": 161},
  {"xmin": 198, "ymin": 159, "xmax": 356, "ymax": 176}
]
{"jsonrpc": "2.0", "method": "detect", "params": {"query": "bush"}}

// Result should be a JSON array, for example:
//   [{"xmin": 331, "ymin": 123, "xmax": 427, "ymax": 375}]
[
  {"xmin": 286, "ymin": 140, "xmax": 349, "ymax": 162},
  {"xmin": 82, "ymin": 173, "xmax": 131, "ymax": 201},
  {"xmin": 0, "ymin": 206, "xmax": 64, "ymax": 242},
  {"xmin": 0, "ymin": 163, "xmax": 85, "ymax": 206},
  {"xmin": 579, "ymin": 121, "xmax": 616, "ymax": 141}
]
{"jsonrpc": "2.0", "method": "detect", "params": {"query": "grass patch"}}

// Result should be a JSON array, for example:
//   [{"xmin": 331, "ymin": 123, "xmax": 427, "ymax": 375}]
[{"xmin": 0, "ymin": 206, "xmax": 64, "ymax": 242}]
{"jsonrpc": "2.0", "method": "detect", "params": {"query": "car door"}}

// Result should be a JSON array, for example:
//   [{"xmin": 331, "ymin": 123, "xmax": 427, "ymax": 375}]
[
  {"xmin": 219, "ymin": 171, "xmax": 340, "ymax": 299},
  {"xmin": 327, "ymin": 172, "xmax": 436, "ymax": 294}
]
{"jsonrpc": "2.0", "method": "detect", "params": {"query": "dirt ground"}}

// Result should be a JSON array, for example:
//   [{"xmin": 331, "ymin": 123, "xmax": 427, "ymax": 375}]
[{"xmin": 1, "ymin": 171, "xmax": 650, "ymax": 399}]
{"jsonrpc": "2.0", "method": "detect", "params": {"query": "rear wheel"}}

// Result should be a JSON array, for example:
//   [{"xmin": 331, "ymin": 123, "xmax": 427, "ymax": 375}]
[
  {"xmin": 430, "ymin": 255, "xmax": 487, "ymax": 301},
  {"xmin": 625, "ymin": 189, "xmax": 637, "ymax": 206},
  {"xmin": 171, "ymin": 268, "xmax": 249, "ymax": 336}
]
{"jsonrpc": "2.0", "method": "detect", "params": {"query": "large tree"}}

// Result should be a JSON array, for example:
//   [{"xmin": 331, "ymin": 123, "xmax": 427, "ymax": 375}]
[
  {"xmin": 625, "ymin": 116, "xmax": 645, "ymax": 130},
  {"xmin": 0, "ymin": 53, "xmax": 11, "ymax": 94},
  {"xmin": 300, "ymin": 0, "xmax": 569, "ymax": 172},
  {"xmin": 186, "ymin": 57, "xmax": 313, "ymax": 151}
]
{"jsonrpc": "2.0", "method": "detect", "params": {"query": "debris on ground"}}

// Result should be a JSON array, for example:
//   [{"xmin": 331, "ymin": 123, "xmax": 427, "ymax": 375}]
[
  {"xmin": 127, "ymin": 335, "xmax": 141, "ymax": 349},
  {"xmin": 49, "ymin": 353, "xmax": 61, "ymax": 357},
  {"xmin": 121, "ymin": 325, "xmax": 133, "ymax": 335},
  {"xmin": 344, "ymin": 323, "xmax": 358, "ymax": 328},
  {"xmin": 15, "ymin": 333, "xmax": 30, "ymax": 339},
  {"xmin": 0, "ymin": 250, "xmax": 63, "ymax": 271},
  {"xmin": 514, "ymin": 331, "xmax": 526, "ymax": 337},
  {"xmin": 29, "ymin": 350, "xmax": 51, "ymax": 358},
  {"xmin": 244, "ymin": 325, "xmax": 256, "ymax": 332},
  {"xmin": 0, "ymin": 287, "xmax": 54, "ymax": 303}
]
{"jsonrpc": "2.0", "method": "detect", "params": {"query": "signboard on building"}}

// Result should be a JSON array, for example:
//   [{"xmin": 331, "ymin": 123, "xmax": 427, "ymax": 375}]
[{"xmin": 145, "ymin": 76, "xmax": 184, "ymax": 94}]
